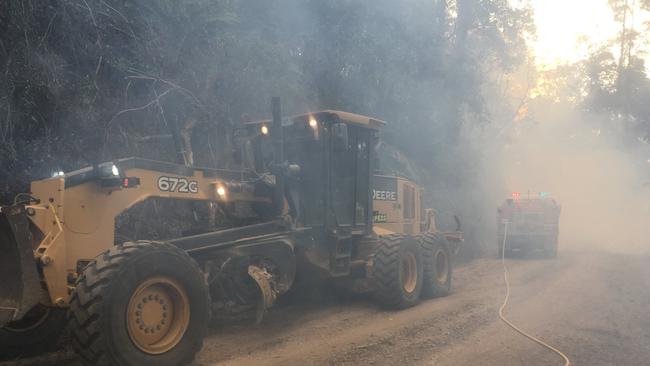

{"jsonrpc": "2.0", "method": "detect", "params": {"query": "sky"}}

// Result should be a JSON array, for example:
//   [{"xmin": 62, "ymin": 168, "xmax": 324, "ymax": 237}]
[{"xmin": 529, "ymin": 0, "xmax": 648, "ymax": 67}]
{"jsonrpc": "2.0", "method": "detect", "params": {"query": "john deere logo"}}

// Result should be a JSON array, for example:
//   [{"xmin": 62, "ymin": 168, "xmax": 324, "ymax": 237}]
[
  {"xmin": 374, "ymin": 176, "xmax": 398, "ymax": 201},
  {"xmin": 373, "ymin": 189, "xmax": 396, "ymax": 201}
]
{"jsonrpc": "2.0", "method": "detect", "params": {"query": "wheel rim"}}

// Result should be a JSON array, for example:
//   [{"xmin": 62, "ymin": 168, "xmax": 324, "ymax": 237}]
[
  {"xmin": 126, "ymin": 276, "xmax": 190, "ymax": 354},
  {"xmin": 435, "ymin": 249, "xmax": 449, "ymax": 284},
  {"xmin": 4, "ymin": 305, "xmax": 50, "ymax": 332},
  {"xmin": 400, "ymin": 251, "xmax": 418, "ymax": 293}
]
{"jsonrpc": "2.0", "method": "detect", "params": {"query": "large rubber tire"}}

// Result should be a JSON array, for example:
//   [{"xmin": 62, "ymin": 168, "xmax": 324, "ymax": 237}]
[
  {"xmin": 419, "ymin": 233, "xmax": 452, "ymax": 299},
  {"xmin": 68, "ymin": 241, "xmax": 210, "ymax": 366},
  {"xmin": 0, "ymin": 305, "xmax": 67, "ymax": 360},
  {"xmin": 373, "ymin": 235, "xmax": 423, "ymax": 309}
]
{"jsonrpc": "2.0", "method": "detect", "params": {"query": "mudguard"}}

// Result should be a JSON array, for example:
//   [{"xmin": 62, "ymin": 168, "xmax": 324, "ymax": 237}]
[{"xmin": 0, "ymin": 205, "xmax": 43, "ymax": 327}]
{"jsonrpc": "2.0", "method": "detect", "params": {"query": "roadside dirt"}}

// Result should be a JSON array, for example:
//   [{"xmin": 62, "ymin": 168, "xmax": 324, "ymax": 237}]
[{"xmin": 4, "ymin": 247, "xmax": 649, "ymax": 366}]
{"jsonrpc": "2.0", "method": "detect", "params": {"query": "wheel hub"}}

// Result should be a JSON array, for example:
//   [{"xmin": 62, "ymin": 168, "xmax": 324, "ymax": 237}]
[
  {"xmin": 435, "ymin": 249, "xmax": 449, "ymax": 284},
  {"xmin": 126, "ymin": 277, "xmax": 190, "ymax": 354},
  {"xmin": 400, "ymin": 252, "xmax": 418, "ymax": 294}
]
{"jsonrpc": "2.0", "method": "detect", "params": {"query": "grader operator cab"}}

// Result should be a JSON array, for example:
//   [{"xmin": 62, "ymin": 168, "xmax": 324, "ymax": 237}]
[{"xmin": 0, "ymin": 99, "xmax": 458, "ymax": 365}]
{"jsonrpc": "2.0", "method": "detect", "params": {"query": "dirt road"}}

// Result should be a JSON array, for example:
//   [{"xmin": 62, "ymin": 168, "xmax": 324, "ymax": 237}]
[
  {"xmin": 4, "ymin": 246, "xmax": 649, "ymax": 366},
  {"xmin": 194, "ymin": 248, "xmax": 650, "ymax": 366}
]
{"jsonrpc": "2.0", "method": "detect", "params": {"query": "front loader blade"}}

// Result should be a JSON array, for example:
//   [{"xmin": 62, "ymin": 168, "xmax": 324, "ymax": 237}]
[{"xmin": 0, "ymin": 205, "xmax": 43, "ymax": 327}]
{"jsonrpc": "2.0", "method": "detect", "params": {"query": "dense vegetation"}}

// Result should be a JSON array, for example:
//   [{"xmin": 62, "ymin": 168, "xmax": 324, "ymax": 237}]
[{"xmin": 1, "ymin": 1, "xmax": 648, "ymax": 255}]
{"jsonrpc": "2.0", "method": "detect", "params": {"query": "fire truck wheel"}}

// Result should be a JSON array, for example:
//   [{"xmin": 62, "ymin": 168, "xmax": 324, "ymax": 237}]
[{"xmin": 545, "ymin": 240, "xmax": 558, "ymax": 259}]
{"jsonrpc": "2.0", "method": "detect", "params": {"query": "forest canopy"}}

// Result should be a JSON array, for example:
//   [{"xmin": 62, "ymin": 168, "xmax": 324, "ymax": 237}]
[{"xmin": 1, "ymin": 0, "xmax": 648, "ymax": 254}]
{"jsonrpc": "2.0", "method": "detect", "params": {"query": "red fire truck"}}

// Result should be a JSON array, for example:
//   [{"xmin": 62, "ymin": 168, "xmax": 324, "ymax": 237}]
[{"xmin": 497, "ymin": 193, "xmax": 561, "ymax": 258}]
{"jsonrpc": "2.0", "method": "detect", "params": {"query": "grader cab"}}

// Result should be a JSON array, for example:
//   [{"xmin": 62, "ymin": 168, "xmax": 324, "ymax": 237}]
[{"xmin": 0, "ymin": 99, "xmax": 457, "ymax": 365}]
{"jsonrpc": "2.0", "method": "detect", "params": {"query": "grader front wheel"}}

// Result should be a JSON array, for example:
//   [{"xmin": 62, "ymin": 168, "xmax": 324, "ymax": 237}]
[
  {"xmin": 126, "ymin": 276, "xmax": 190, "ymax": 354},
  {"xmin": 69, "ymin": 241, "xmax": 209, "ymax": 366}
]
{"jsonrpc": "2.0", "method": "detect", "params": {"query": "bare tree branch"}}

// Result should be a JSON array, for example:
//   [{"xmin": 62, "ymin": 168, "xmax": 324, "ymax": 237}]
[
  {"xmin": 99, "ymin": 0, "xmax": 137, "ymax": 41},
  {"xmin": 126, "ymin": 69, "xmax": 205, "ymax": 110},
  {"xmin": 37, "ymin": 11, "xmax": 58, "ymax": 49},
  {"xmin": 103, "ymin": 87, "xmax": 173, "ymax": 133}
]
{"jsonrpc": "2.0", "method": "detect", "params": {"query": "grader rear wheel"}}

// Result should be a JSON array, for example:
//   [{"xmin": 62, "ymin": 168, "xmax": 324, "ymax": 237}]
[
  {"xmin": 419, "ymin": 233, "xmax": 452, "ymax": 299},
  {"xmin": 69, "ymin": 241, "xmax": 209, "ymax": 366},
  {"xmin": 373, "ymin": 235, "xmax": 423, "ymax": 309},
  {"xmin": 400, "ymin": 251, "xmax": 419, "ymax": 294}
]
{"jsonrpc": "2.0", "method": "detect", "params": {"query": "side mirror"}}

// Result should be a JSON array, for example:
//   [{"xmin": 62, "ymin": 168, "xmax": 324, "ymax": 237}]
[
  {"xmin": 424, "ymin": 208, "xmax": 436, "ymax": 232},
  {"xmin": 332, "ymin": 122, "xmax": 349, "ymax": 151}
]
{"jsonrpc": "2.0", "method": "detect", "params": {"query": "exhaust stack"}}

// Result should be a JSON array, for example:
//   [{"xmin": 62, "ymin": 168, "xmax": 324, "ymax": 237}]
[{"xmin": 271, "ymin": 97, "xmax": 285, "ymax": 215}]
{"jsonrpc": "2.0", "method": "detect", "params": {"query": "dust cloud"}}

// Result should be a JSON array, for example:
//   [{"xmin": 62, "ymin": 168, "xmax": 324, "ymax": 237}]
[{"xmin": 497, "ymin": 108, "xmax": 650, "ymax": 255}]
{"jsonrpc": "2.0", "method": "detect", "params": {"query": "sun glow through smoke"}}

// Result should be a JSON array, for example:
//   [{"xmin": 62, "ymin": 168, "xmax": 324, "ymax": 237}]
[
  {"xmin": 530, "ymin": 0, "xmax": 619, "ymax": 67},
  {"xmin": 527, "ymin": 0, "xmax": 649, "ymax": 69}
]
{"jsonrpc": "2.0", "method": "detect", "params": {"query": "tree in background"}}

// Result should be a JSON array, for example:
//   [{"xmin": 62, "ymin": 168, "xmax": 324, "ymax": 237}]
[
  {"xmin": 580, "ymin": 1, "xmax": 650, "ymax": 141},
  {"xmin": 0, "ymin": 0, "xmax": 533, "ymax": 255}
]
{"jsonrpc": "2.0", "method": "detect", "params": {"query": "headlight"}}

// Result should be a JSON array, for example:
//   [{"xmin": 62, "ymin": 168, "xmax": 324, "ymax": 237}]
[
  {"xmin": 216, "ymin": 184, "xmax": 227, "ymax": 198},
  {"xmin": 96, "ymin": 163, "xmax": 120, "ymax": 178}
]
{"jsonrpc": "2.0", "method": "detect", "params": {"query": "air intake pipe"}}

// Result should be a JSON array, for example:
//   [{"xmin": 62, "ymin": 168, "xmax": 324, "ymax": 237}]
[{"xmin": 271, "ymin": 97, "xmax": 285, "ymax": 216}]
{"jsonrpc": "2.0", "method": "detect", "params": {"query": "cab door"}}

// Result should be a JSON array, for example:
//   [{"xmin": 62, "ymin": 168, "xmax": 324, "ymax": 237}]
[
  {"xmin": 329, "ymin": 126, "xmax": 370, "ymax": 232},
  {"xmin": 327, "ymin": 125, "xmax": 371, "ymax": 275}
]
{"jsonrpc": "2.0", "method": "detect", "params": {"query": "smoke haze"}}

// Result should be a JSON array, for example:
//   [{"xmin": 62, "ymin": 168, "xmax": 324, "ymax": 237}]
[{"xmin": 498, "ymin": 108, "xmax": 650, "ymax": 255}]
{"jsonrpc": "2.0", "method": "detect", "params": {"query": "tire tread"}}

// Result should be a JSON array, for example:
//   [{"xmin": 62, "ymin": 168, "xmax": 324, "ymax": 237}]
[
  {"xmin": 373, "ymin": 234, "xmax": 422, "ymax": 309},
  {"xmin": 419, "ymin": 232, "xmax": 452, "ymax": 299},
  {"xmin": 68, "ymin": 241, "xmax": 206, "ymax": 366}
]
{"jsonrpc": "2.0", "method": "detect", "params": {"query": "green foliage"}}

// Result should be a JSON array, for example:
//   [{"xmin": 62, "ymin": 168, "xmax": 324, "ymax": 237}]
[{"xmin": 580, "ymin": 1, "xmax": 650, "ymax": 140}]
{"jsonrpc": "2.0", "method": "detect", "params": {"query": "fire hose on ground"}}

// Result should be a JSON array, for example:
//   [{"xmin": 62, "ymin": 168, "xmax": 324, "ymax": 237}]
[{"xmin": 499, "ymin": 220, "xmax": 571, "ymax": 366}]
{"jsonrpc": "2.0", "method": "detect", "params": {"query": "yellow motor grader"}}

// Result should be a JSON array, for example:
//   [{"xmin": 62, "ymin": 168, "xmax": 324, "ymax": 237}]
[{"xmin": 0, "ymin": 99, "xmax": 460, "ymax": 365}]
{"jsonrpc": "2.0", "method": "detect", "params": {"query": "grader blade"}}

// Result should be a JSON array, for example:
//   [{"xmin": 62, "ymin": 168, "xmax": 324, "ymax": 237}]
[{"xmin": 0, "ymin": 205, "xmax": 42, "ymax": 327}]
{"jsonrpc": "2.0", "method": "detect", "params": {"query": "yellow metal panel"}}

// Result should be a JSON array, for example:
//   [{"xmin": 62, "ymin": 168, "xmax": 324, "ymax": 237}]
[
  {"xmin": 373, "ymin": 176, "xmax": 425, "ymax": 236},
  {"xmin": 26, "ymin": 164, "xmax": 270, "ymax": 306}
]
